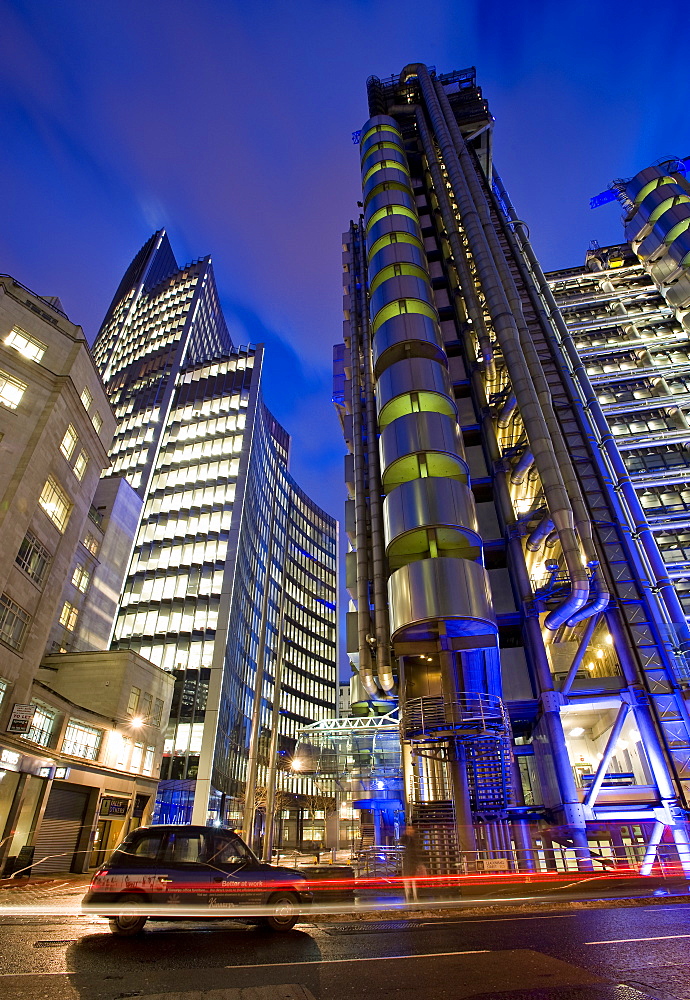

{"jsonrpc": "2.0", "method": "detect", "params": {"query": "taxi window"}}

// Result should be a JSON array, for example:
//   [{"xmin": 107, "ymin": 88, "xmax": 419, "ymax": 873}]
[
  {"xmin": 123, "ymin": 832, "xmax": 164, "ymax": 860},
  {"xmin": 162, "ymin": 831, "xmax": 208, "ymax": 864},
  {"xmin": 210, "ymin": 835, "xmax": 251, "ymax": 864}
]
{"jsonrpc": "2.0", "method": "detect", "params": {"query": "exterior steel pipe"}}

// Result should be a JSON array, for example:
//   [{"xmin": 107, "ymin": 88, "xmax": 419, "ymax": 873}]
[
  {"xmin": 359, "ymin": 220, "xmax": 395, "ymax": 693},
  {"xmin": 458, "ymin": 148, "xmax": 611, "ymax": 626},
  {"xmin": 435, "ymin": 78, "xmax": 608, "ymax": 629},
  {"xmin": 349, "ymin": 223, "xmax": 378, "ymax": 697},
  {"xmin": 433, "ymin": 73, "xmax": 597, "ymax": 628},
  {"xmin": 492, "ymin": 167, "xmax": 690, "ymax": 653},
  {"xmin": 414, "ymin": 107, "xmax": 495, "ymax": 376},
  {"xmin": 510, "ymin": 449, "xmax": 534, "ymax": 485},
  {"xmin": 526, "ymin": 511, "xmax": 554, "ymax": 552},
  {"xmin": 497, "ymin": 394, "xmax": 518, "ymax": 429},
  {"xmin": 412, "ymin": 65, "xmax": 589, "ymax": 629}
]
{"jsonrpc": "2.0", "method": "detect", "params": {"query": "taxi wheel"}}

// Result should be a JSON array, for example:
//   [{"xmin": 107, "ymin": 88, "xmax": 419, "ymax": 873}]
[
  {"xmin": 262, "ymin": 892, "xmax": 299, "ymax": 931},
  {"xmin": 109, "ymin": 894, "xmax": 148, "ymax": 936}
]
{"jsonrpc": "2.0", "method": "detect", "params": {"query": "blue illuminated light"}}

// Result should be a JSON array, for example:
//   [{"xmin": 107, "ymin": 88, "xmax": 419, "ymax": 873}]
[{"xmin": 590, "ymin": 188, "xmax": 618, "ymax": 209}]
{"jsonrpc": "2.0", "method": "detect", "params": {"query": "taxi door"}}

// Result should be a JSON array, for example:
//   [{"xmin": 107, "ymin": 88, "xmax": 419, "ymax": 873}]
[
  {"xmin": 204, "ymin": 832, "xmax": 262, "ymax": 910},
  {"xmin": 158, "ymin": 830, "xmax": 215, "ymax": 912}
]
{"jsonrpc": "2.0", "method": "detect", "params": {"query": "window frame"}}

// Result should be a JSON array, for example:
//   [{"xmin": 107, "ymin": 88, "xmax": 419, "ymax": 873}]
[
  {"xmin": 0, "ymin": 593, "xmax": 31, "ymax": 650},
  {"xmin": 4, "ymin": 327, "xmax": 46, "ymax": 363},
  {"xmin": 0, "ymin": 369, "xmax": 28, "ymax": 410},
  {"xmin": 38, "ymin": 477, "xmax": 72, "ymax": 533},
  {"xmin": 15, "ymin": 531, "xmax": 52, "ymax": 586}
]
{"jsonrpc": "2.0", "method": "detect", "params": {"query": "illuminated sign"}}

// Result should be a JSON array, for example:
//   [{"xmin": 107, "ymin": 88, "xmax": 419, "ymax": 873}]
[{"xmin": 100, "ymin": 796, "xmax": 129, "ymax": 817}]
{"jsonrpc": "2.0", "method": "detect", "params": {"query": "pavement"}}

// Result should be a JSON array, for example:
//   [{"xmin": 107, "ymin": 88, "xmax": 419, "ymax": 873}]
[{"xmin": 1, "ymin": 898, "xmax": 690, "ymax": 999}]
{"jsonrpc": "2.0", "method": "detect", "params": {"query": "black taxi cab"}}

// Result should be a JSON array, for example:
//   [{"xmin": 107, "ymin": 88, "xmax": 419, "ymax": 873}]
[{"xmin": 82, "ymin": 824, "xmax": 313, "ymax": 935}]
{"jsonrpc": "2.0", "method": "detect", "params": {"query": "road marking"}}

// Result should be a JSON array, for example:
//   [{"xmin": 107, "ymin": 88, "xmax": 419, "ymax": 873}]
[
  {"xmin": 224, "ymin": 950, "xmax": 491, "ymax": 969},
  {"xmin": 585, "ymin": 934, "xmax": 690, "ymax": 945},
  {"xmin": 420, "ymin": 914, "xmax": 573, "ymax": 925}
]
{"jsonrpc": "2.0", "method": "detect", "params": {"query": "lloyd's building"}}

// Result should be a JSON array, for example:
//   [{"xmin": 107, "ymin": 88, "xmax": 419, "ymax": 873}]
[{"xmin": 333, "ymin": 63, "xmax": 690, "ymax": 871}]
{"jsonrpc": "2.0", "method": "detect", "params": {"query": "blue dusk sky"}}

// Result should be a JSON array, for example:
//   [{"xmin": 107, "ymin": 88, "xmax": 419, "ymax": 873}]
[{"xmin": 0, "ymin": 0, "xmax": 686, "ymax": 528}]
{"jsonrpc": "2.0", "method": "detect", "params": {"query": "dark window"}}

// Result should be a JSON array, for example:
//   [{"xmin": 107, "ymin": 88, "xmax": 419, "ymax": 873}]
[
  {"xmin": 210, "ymin": 835, "xmax": 252, "ymax": 864},
  {"xmin": 123, "ymin": 832, "xmax": 164, "ymax": 860},
  {"xmin": 162, "ymin": 831, "xmax": 208, "ymax": 864}
]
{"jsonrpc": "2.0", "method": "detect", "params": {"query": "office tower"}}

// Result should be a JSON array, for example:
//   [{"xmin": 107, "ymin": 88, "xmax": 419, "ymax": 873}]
[
  {"xmin": 335, "ymin": 65, "xmax": 690, "ymax": 871},
  {"xmin": 92, "ymin": 233, "xmax": 338, "ymax": 830},
  {"xmin": 548, "ymin": 159, "xmax": 690, "ymax": 617},
  {"xmin": 0, "ymin": 275, "xmax": 173, "ymax": 875}
]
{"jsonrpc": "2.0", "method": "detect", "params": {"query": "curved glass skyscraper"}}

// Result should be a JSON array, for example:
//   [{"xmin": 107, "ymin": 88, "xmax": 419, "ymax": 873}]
[{"xmin": 93, "ymin": 232, "xmax": 337, "ymax": 827}]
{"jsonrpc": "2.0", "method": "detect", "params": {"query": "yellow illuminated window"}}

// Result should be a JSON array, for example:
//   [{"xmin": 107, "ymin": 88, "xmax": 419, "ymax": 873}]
[
  {"xmin": 38, "ymin": 477, "xmax": 72, "ymax": 533},
  {"xmin": 73, "ymin": 450, "xmax": 88, "ymax": 481},
  {"xmin": 0, "ymin": 369, "xmax": 27, "ymax": 410},
  {"xmin": 71, "ymin": 564, "xmax": 90, "ymax": 592},
  {"xmin": 80, "ymin": 387, "xmax": 93, "ymax": 410},
  {"xmin": 4, "ymin": 327, "xmax": 46, "ymax": 362},
  {"xmin": 59, "ymin": 600, "xmax": 78, "ymax": 631},
  {"xmin": 82, "ymin": 531, "xmax": 99, "ymax": 555},
  {"xmin": 92, "ymin": 412, "xmax": 103, "ymax": 433},
  {"xmin": 60, "ymin": 425, "xmax": 78, "ymax": 461}
]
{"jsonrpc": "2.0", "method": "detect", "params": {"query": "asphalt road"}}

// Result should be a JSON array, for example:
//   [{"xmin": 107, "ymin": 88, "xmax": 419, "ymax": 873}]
[{"xmin": 0, "ymin": 902, "xmax": 689, "ymax": 1000}]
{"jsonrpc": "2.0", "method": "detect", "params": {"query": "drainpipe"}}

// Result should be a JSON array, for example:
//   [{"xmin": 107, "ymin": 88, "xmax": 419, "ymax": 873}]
[
  {"xmin": 358, "ymin": 220, "xmax": 394, "ymax": 693},
  {"xmin": 350, "ymin": 222, "xmax": 378, "ymax": 697},
  {"xmin": 412, "ymin": 66, "xmax": 589, "ymax": 631}
]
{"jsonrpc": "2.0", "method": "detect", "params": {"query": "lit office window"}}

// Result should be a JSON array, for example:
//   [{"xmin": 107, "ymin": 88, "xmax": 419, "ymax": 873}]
[
  {"xmin": 143, "ymin": 746, "xmax": 155, "ymax": 775},
  {"xmin": 0, "ymin": 593, "xmax": 31, "ymax": 650},
  {"xmin": 73, "ymin": 450, "xmax": 89, "ymax": 481},
  {"xmin": 0, "ymin": 369, "xmax": 27, "ymax": 410},
  {"xmin": 130, "ymin": 742, "xmax": 144, "ymax": 772},
  {"xmin": 92, "ymin": 412, "xmax": 103, "ymax": 433},
  {"xmin": 62, "ymin": 719, "xmax": 102, "ymax": 760},
  {"xmin": 4, "ymin": 327, "xmax": 46, "ymax": 362},
  {"xmin": 80, "ymin": 387, "xmax": 93, "ymax": 410},
  {"xmin": 59, "ymin": 601, "xmax": 78, "ymax": 631},
  {"xmin": 83, "ymin": 531, "xmax": 100, "ymax": 555},
  {"xmin": 23, "ymin": 704, "xmax": 56, "ymax": 747},
  {"xmin": 60, "ymin": 425, "xmax": 78, "ymax": 461},
  {"xmin": 15, "ymin": 531, "xmax": 51, "ymax": 585},
  {"xmin": 71, "ymin": 564, "xmax": 90, "ymax": 592},
  {"xmin": 116, "ymin": 735, "xmax": 131, "ymax": 768},
  {"xmin": 38, "ymin": 477, "xmax": 72, "ymax": 532}
]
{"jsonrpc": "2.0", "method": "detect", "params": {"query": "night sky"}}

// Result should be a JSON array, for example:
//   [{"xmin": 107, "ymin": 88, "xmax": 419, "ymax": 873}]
[{"xmin": 1, "ymin": 0, "xmax": 686, "ymax": 528}]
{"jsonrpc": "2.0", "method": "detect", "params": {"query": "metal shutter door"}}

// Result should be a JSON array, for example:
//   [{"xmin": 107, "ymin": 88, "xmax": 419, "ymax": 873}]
[{"xmin": 32, "ymin": 784, "xmax": 90, "ymax": 874}]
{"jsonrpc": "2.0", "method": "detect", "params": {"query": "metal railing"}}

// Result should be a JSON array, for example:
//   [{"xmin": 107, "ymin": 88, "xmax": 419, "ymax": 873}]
[{"xmin": 402, "ymin": 694, "xmax": 509, "ymax": 741}]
